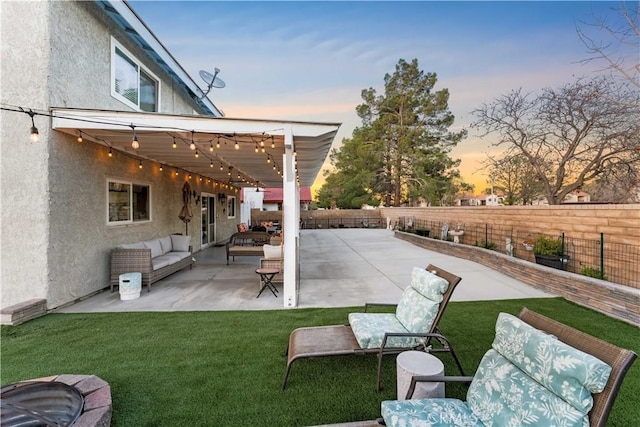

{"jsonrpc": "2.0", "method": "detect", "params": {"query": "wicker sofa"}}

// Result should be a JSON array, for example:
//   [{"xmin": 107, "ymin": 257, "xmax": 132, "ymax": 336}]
[
  {"xmin": 110, "ymin": 234, "xmax": 193, "ymax": 292},
  {"xmin": 225, "ymin": 231, "xmax": 271, "ymax": 265}
]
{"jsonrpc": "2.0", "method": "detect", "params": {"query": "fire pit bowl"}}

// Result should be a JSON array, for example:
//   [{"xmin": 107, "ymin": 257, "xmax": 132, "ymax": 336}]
[
  {"xmin": 1, "ymin": 375, "xmax": 111, "ymax": 427},
  {"xmin": 1, "ymin": 381, "xmax": 84, "ymax": 426}
]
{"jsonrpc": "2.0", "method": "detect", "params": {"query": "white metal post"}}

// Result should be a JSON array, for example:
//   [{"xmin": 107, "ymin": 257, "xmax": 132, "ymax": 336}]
[{"xmin": 282, "ymin": 125, "xmax": 299, "ymax": 307}]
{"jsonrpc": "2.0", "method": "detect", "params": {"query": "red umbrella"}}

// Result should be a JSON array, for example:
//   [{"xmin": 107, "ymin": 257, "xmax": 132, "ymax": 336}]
[{"xmin": 179, "ymin": 181, "xmax": 193, "ymax": 235}]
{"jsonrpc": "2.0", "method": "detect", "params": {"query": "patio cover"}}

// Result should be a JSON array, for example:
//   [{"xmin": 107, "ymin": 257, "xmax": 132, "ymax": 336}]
[
  {"xmin": 51, "ymin": 108, "xmax": 341, "ymax": 308},
  {"xmin": 51, "ymin": 108, "xmax": 340, "ymax": 189}
]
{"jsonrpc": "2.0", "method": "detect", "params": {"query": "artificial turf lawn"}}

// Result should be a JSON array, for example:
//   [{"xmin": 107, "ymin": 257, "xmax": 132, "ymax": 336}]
[{"xmin": 1, "ymin": 297, "xmax": 638, "ymax": 426}]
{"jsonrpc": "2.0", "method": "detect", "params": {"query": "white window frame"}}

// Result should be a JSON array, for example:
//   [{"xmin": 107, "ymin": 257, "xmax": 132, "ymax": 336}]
[
  {"xmin": 107, "ymin": 179, "xmax": 152, "ymax": 225},
  {"xmin": 110, "ymin": 37, "xmax": 161, "ymax": 112},
  {"xmin": 227, "ymin": 195, "xmax": 236, "ymax": 219}
]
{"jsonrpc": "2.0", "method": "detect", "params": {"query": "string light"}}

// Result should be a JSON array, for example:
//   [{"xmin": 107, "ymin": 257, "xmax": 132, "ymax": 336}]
[
  {"xmin": 131, "ymin": 125, "xmax": 139, "ymax": 149},
  {"xmin": 8, "ymin": 106, "xmax": 272, "ymax": 187},
  {"xmin": 26, "ymin": 110, "xmax": 39, "ymax": 143},
  {"xmin": 271, "ymin": 136, "xmax": 275, "ymax": 149}
]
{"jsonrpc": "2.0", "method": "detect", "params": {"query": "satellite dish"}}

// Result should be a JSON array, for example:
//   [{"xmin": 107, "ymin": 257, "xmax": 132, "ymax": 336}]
[{"xmin": 199, "ymin": 68, "xmax": 225, "ymax": 99}]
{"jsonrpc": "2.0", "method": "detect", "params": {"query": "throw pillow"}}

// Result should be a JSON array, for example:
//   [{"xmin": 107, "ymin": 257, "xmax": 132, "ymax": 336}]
[
  {"xmin": 170, "ymin": 234, "xmax": 191, "ymax": 252},
  {"xmin": 263, "ymin": 244, "xmax": 282, "ymax": 259},
  {"xmin": 159, "ymin": 236, "xmax": 172, "ymax": 254},
  {"xmin": 143, "ymin": 239, "xmax": 163, "ymax": 258}
]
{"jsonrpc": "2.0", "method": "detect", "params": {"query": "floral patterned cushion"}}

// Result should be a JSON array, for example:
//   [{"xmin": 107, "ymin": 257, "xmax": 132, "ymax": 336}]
[
  {"xmin": 410, "ymin": 267, "xmax": 449, "ymax": 302},
  {"xmin": 348, "ymin": 313, "xmax": 420, "ymax": 349},
  {"xmin": 491, "ymin": 313, "xmax": 612, "ymax": 413},
  {"xmin": 395, "ymin": 287, "xmax": 439, "ymax": 334},
  {"xmin": 381, "ymin": 398, "xmax": 483, "ymax": 427},
  {"xmin": 467, "ymin": 349, "xmax": 591, "ymax": 426}
]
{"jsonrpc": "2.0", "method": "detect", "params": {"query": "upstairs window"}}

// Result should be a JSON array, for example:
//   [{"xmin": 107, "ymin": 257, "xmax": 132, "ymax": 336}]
[{"xmin": 111, "ymin": 38, "xmax": 159, "ymax": 112}]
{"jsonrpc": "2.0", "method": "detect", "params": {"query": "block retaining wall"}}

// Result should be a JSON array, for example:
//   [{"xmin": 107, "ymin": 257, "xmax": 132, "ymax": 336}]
[{"xmin": 396, "ymin": 231, "xmax": 639, "ymax": 327}]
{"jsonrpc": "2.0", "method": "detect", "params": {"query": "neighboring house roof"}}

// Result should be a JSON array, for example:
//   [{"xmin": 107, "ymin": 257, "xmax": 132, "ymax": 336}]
[
  {"xmin": 97, "ymin": 0, "xmax": 223, "ymax": 117},
  {"xmin": 263, "ymin": 187, "xmax": 312, "ymax": 203}
]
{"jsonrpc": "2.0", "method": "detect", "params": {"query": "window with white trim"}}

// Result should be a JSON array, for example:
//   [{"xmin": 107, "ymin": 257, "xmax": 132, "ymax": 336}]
[
  {"xmin": 227, "ymin": 195, "xmax": 236, "ymax": 219},
  {"xmin": 111, "ymin": 38, "xmax": 160, "ymax": 112},
  {"xmin": 108, "ymin": 180, "xmax": 151, "ymax": 224}
]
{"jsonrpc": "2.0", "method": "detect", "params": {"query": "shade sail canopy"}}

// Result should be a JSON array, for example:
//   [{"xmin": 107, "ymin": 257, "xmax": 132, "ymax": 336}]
[{"xmin": 51, "ymin": 108, "xmax": 341, "ymax": 188}]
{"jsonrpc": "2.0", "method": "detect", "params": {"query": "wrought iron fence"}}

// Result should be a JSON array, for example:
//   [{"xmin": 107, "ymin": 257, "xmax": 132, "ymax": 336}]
[{"xmin": 397, "ymin": 216, "xmax": 639, "ymax": 289}]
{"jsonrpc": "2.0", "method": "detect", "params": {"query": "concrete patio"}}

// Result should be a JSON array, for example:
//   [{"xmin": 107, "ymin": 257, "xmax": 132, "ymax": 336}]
[{"xmin": 56, "ymin": 228, "xmax": 553, "ymax": 313}]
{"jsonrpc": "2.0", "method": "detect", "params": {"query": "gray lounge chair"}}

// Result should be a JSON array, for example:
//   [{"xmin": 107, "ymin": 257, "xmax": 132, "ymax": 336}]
[{"xmin": 282, "ymin": 264, "xmax": 464, "ymax": 391}]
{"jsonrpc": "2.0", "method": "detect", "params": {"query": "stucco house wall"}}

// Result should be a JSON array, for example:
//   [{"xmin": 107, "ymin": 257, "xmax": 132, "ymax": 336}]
[
  {"xmin": 1, "ymin": 1, "xmax": 51, "ymax": 308},
  {"xmin": 0, "ymin": 1, "xmax": 233, "ymax": 309}
]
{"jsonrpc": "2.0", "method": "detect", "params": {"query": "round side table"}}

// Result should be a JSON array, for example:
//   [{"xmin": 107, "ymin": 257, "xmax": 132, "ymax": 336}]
[
  {"xmin": 396, "ymin": 351, "xmax": 445, "ymax": 400},
  {"xmin": 255, "ymin": 267, "xmax": 280, "ymax": 298}
]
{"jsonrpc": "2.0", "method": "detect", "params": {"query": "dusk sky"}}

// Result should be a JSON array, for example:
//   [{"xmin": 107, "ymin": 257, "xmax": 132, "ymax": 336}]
[{"xmin": 129, "ymin": 1, "xmax": 629, "ymax": 192}]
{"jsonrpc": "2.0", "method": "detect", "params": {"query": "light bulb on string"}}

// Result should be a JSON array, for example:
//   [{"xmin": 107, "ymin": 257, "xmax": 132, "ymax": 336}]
[
  {"xmin": 138, "ymin": 160, "xmax": 143, "ymax": 169},
  {"xmin": 216, "ymin": 136, "xmax": 220, "ymax": 149},
  {"xmin": 77, "ymin": 130, "xmax": 83, "ymax": 143},
  {"xmin": 271, "ymin": 136, "xmax": 275, "ymax": 149},
  {"xmin": 234, "ymin": 134, "xmax": 239, "ymax": 150},
  {"xmin": 159, "ymin": 164, "xmax": 163, "ymax": 171},
  {"xmin": 210, "ymin": 161, "xmax": 214, "ymax": 168},
  {"xmin": 26, "ymin": 110, "xmax": 39, "ymax": 143},
  {"xmin": 172, "ymin": 136, "xmax": 177, "ymax": 149},
  {"xmin": 195, "ymin": 150, "xmax": 199, "ymax": 158},
  {"xmin": 190, "ymin": 130, "xmax": 196, "ymax": 150},
  {"xmin": 131, "ymin": 125, "xmax": 139, "ymax": 149},
  {"xmin": 108, "ymin": 147, "xmax": 113, "ymax": 157},
  {"xmin": 210, "ymin": 143, "xmax": 214, "ymax": 152}
]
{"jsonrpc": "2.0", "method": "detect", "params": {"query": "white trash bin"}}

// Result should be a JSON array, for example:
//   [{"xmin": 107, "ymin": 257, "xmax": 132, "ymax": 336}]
[
  {"xmin": 396, "ymin": 351, "xmax": 445, "ymax": 400},
  {"xmin": 119, "ymin": 272, "xmax": 142, "ymax": 301}
]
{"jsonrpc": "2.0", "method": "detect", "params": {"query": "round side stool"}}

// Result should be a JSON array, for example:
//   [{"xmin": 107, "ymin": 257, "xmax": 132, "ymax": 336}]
[
  {"xmin": 119, "ymin": 272, "xmax": 142, "ymax": 301},
  {"xmin": 396, "ymin": 351, "xmax": 445, "ymax": 400}
]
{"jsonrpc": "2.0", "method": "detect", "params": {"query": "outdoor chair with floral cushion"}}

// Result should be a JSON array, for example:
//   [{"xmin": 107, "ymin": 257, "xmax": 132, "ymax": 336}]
[
  {"xmin": 282, "ymin": 264, "xmax": 464, "ymax": 391},
  {"xmin": 379, "ymin": 307, "xmax": 637, "ymax": 427}
]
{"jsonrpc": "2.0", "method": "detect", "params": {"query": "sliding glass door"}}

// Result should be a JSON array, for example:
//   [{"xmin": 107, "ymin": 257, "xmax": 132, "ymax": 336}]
[{"xmin": 201, "ymin": 194, "xmax": 216, "ymax": 248}]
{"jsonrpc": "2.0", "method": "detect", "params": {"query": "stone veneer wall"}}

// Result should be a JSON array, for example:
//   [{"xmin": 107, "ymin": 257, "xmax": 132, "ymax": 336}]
[{"xmin": 396, "ymin": 231, "xmax": 639, "ymax": 327}]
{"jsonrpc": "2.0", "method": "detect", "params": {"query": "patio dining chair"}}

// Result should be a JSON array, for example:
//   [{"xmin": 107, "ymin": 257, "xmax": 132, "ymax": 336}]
[
  {"xmin": 379, "ymin": 307, "xmax": 637, "ymax": 427},
  {"xmin": 282, "ymin": 264, "xmax": 464, "ymax": 391}
]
